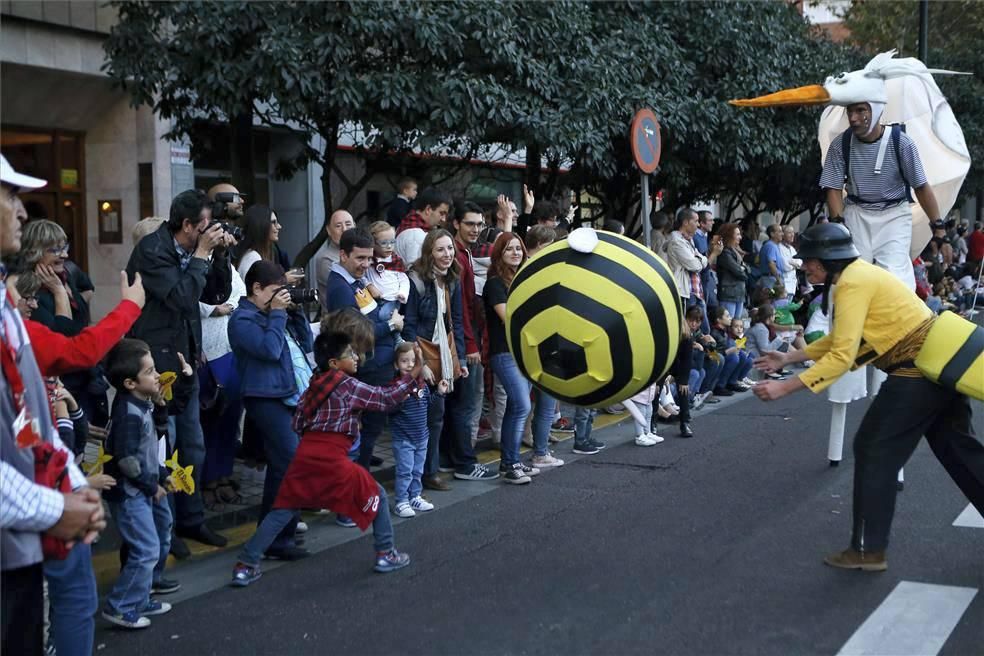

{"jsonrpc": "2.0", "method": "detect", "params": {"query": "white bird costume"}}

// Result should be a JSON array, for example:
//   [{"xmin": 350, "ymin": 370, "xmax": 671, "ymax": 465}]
[{"xmin": 730, "ymin": 50, "xmax": 972, "ymax": 467}]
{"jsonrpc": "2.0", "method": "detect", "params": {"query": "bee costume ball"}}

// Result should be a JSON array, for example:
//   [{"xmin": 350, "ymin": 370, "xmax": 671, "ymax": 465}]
[{"xmin": 505, "ymin": 228, "xmax": 683, "ymax": 409}]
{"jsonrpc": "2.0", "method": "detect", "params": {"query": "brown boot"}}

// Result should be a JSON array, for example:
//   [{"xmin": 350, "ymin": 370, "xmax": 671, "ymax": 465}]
[{"xmin": 823, "ymin": 548, "xmax": 887, "ymax": 572}]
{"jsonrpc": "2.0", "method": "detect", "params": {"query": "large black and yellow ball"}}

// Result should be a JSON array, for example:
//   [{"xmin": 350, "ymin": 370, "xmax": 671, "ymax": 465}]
[{"xmin": 505, "ymin": 229, "xmax": 682, "ymax": 409}]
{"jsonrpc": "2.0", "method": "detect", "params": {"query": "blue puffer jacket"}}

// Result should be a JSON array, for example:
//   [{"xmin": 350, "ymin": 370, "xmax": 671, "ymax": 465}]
[{"xmin": 227, "ymin": 298, "xmax": 295, "ymax": 399}]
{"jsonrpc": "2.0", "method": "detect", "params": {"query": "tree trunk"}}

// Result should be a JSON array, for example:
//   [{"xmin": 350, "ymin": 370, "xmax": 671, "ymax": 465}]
[
  {"xmin": 524, "ymin": 141, "xmax": 543, "ymax": 199},
  {"xmin": 292, "ymin": 126, "xmax": 339, "ymax": 268},
  {"xmin": 230, "ymin": 110, "xmax": 255, "ymax": 201}
]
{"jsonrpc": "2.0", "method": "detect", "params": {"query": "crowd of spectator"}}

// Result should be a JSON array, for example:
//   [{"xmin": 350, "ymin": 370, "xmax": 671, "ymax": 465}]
[{"xmin": 3, "ymin": 148, "xmax": 982, "ymax": 652}]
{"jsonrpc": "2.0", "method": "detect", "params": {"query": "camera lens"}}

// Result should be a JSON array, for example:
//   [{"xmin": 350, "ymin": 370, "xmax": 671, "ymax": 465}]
[{"xmin": 287, "ymin": 287, "xmax": 318, "ymax": 304}]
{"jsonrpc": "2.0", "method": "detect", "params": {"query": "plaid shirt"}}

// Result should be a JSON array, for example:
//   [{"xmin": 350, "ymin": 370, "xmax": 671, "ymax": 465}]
[
  {"xmin": 292, "ymin": 369, "xmax": 415, "ymax": 439},
  {"xmin": 470, "ymin": 240, "xmax": 494, "ymax": 258},
  {"xmin": 374, "ymin": 253, "xmax": 406, "ymax": 273},
  {"xmin": 396, "ymin": 211, "xmax": 429, "ymax": 236}
]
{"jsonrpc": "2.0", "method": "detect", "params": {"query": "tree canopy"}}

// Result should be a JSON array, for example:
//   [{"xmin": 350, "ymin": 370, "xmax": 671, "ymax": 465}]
[{"xmin": 104, "ymin": 0, "xmax": 865, "ymax": 253}]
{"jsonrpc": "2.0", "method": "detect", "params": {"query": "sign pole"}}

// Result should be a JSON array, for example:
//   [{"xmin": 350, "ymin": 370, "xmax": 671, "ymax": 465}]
[
  {"xmin": 629, "ymin": 108, "xmax": 662, "ymax": 250},
  {"xmin": 640, "ymin": 173, "xmax": 651, "ymax": 249}
]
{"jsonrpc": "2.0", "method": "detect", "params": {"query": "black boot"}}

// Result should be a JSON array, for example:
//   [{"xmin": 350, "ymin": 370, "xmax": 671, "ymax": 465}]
[{"xmin": 679, "ymin": 422, "xmax": 694, "ymax": 438}]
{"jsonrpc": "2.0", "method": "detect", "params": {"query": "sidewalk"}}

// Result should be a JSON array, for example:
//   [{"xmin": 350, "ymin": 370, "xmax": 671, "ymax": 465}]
[{"xmin": 90, "ymin": 409, "xmax": 633, "ymax": 590}]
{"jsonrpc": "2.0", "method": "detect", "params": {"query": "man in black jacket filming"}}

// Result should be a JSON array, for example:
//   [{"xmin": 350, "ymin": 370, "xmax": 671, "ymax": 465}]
[{"xmin": 126, "ymin": 189, "xmax": 235, "ymax": 551}]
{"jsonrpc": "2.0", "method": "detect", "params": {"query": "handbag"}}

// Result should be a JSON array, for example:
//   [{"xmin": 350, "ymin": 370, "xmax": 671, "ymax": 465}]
[{"xmin": 417, "ymin": 284, "xmax": 460, "ymax": 383}]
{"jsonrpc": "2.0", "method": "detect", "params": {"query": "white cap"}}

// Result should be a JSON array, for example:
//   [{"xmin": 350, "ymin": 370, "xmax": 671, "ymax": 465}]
[{"xmin": 0, "ymin": 155, "xmax": 47, "ymax": 189}]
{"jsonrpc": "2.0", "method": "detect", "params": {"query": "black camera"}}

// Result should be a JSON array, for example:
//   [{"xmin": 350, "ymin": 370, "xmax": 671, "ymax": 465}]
[
  {"xmin": 278, "ymin": 285, "xmax": 318, "ymax": 304},
  {"xmin": 211, "ymin": 191, "xmax": 244, "ymax": 222},
  {"xmin": 217, "ymin": 221, "xmax": 243, "ymax": 241}
]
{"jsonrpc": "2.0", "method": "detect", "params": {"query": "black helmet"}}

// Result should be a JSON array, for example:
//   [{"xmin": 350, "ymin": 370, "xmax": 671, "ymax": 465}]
[{"xmin": 796, "ymin": 223, "xmax": 860, "ymax": 260}]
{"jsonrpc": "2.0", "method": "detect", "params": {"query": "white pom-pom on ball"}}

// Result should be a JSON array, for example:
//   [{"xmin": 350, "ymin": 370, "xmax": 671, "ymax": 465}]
[{"xmin": 568, "ymin": 227, "xmax": 599, "ymax": 254}]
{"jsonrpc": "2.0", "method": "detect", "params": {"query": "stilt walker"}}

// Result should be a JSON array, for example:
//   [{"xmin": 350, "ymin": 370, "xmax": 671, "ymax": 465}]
[{"xmin": 730, "ymin": 50, "xmax": 972, "ymax": 475}]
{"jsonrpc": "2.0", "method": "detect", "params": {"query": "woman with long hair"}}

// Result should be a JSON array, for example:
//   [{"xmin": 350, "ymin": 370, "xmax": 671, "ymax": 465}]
[
  {"xmin": 404, "ymin": 229, "xmax": 498, "ymax": 490},
  {"xmin": 484, "ymin": 232, "xmax": 551, "ymax": 484},
  {"xmin": 716, "ymin": 222, "xmax": 748, "ymax": 322}
]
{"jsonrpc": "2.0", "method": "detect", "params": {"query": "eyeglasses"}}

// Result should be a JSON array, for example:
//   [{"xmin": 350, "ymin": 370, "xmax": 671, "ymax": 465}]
[
  {"xmin": 336, "ymin": 348, "xmax": 359, "ymax": 361},
  {"xmin": 45, "ymin": 243, "xmax": 69, "ymax": 256},
  {"xmin": 375, "ymin": 239, "xmax": 396, "ymax": 247},
  {"xmin": 461, "ymin": 221, "xmax": 485, "ymax": 229}
]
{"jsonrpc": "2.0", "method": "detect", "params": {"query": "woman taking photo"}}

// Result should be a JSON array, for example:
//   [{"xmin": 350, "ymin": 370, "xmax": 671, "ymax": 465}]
[
  {"xmin": 484, "ymin": 233, "xmax": 552, "ymax": 484},
  {"xmin": 716, "ymin": 222, "xmax": 748, "ymax": 322},
  {"xmin": 404, "ymin": 229, "xmax": 498, "ymax": 490},
  {"xmin": 228, "ymin": 261, "xmax": 313, "ymax": 560}
]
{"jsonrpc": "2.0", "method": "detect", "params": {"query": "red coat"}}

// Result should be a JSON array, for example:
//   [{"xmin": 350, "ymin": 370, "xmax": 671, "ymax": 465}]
[{"xmin": 27, "ymin": 300, "xmax": 141, "ymax": 376}]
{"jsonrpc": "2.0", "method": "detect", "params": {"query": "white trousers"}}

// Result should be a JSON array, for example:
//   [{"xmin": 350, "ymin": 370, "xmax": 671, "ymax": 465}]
[{"xmin": 844, "ymin": 203, "xmax": 915, "ymax": 291}]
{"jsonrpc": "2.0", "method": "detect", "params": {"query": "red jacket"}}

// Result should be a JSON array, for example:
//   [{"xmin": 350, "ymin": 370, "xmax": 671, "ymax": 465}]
[
  {"xmin": 28, "ymin": 300, "xmax": 141, "ymax": 376},
  {"xmin": 454, "ymin": 238, "xmax": 479, "ymax": 356}
]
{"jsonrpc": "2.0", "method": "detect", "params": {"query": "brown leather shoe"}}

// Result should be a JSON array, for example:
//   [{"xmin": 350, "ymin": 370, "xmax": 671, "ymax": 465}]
[
  {"xmin": 422, "ymin": 474, "xmax": 451, "ymax": 492},
  {"xmin": 823, "ymin": 548, "xmax": 887, "ymax": 572}
]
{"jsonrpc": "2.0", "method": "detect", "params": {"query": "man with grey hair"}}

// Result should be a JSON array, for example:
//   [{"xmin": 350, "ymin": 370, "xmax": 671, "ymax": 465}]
[{"xmin": 665, "ymin": 207, "xmax": 709, "ymax": 332}]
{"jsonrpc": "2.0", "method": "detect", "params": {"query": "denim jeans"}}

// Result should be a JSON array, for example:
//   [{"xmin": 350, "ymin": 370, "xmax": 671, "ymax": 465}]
[
  {"xmin": 438, "ymin": 375, "xmax": 479, "ymax": 472},
  {"xmin": 392, "ymin": 437, "xmax": 427, "ymax": 503},
  {"xmin": 686, "ymin": 296, "xmax": 710, "ymax": 334},
  {"xmin": 719, "ymin": 300, "xmax": 745, "ymax": 323},
  {"xmin": 490, "ymin": 375, "xmax": 507, "ymax": 441},
  {"xmin": 167, "ymin": 370, "xmax": 205, "ymax": 530},
  {"xmin": 107, "ymin": 494, "xmax": 172, "ymax": 615},
  {"xmin": 244, "ymin": 397, "xmax": 299, "ymax": 549},
  {"xmin": 490, "ymin": 353, "xmax": 532, "ymax": 466},
  {"xmin": 239, "ymin": 483, "xmax": 395, "ymax": 566},
  {"xmin": 530, "ymin": 387, "xmax": 556, "ymax": 457},
  {"xmin": 688, "ymin": 368, "xmax": 704, "ymax": 404},
  {"xmin": 700, "ymin": 354, "xmax": 724, "ymax": 393},
  {"xmin": 729, "ymin": 351, "xmax": 753, "ymax": 385},
  {"xmin": 574, "ymin": 406, "xmax": 597, "ymax": 443},
  {"xmin": 43, "ymin": 542, "xmax": 97, "ymax": 656},
  {"xmin": 425, "ymin": 391, "xmax": 445, "ymax": 477},
  {"xmin": 467, "ymin": 360, "xmax": 485, "ymax": 440}
]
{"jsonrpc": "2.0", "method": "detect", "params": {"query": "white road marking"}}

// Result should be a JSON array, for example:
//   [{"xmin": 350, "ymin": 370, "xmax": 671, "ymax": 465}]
[
  {"xmin": 837, "ymin": 581, "xmax": 977, "ymax": 656},
  {"xmin": 953, "ymin": 503, "xmax": 984, "ymax": 529}
]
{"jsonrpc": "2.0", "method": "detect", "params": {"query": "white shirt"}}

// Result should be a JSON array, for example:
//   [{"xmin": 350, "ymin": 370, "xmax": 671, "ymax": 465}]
[
  {"xmin": 778, "ymin": 242, "xmax": 802, "ymax": 296},
  {"xmin": 199, "ymin": 263, "xmax": 247, "ymax": 361},
  {"xmin": 236, "ymin": 250, "xmax": 262, "ymax": 281}
]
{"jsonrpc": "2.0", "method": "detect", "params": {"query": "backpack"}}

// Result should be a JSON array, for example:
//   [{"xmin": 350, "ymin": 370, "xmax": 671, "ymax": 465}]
[{"xmin": 841, "ymin": 123, "xmax": 914, "ymax": 204}]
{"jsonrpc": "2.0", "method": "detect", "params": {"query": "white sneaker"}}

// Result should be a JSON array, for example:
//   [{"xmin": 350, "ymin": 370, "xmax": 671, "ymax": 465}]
[
  {"xmin": 646, "ymin": 432, "xmax": 665, "ymax": 444},
  {"xmin": 409, "ymin": 496, "xmax": 434, "ymax": 512},
  {"xmin": 393, "ymin": 501, "xmax": 415, "ymax": 518},
  {"xmin": 635, "ymin": 435, "xmax": 657, "ymax": 446},
  {"xmin": 532, "ymin": 453, "xmax": 565, "ymax": 468},
  {"xmin": 693, "ymin": 392, "xmax": 706, "ymax": 410},
  {"xmin": 295, "ymin": 521, "xmax": 308, "ymax": 534},
  {"xmin": 741, "ymin": 377, "xmax": 755, "ymax": 387}
]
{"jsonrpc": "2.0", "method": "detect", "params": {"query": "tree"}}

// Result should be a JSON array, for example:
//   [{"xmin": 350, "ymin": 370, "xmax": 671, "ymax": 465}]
[{"xmin": 839, "ymin": 0, "xmax": 984, "ymax": 218}]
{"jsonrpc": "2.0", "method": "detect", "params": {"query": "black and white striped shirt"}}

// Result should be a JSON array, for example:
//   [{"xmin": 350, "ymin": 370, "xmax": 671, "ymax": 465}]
[{"xmin": 820, "ymin": 128, "xmax": 928, "ymax": 211}]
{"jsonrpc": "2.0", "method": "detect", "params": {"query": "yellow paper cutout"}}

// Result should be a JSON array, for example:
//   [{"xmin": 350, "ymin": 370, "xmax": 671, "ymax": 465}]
[
  {"xmin": 165, "ymin": 450, "xmax": 195, "ymax": 495},
  {"xmin": 82, "ymin": 444, "xmax": 112, "ymax": 475},
  {"xmin": 158, "ymin": 371, "xmax": 178, "ymax": 402}
]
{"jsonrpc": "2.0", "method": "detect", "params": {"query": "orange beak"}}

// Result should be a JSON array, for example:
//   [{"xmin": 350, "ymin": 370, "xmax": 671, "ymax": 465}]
[{"xmin": 728, "ymin": 84, "xmax": 831, "ymax": 108}]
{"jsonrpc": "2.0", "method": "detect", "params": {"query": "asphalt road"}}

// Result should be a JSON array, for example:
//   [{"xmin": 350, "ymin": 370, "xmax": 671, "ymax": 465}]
[{"xmin": 94, "ymin": 389, "xmax": 984, "ymax": 656}]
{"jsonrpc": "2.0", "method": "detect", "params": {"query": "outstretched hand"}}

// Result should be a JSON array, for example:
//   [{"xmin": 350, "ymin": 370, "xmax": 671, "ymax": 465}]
[{"xmin": 754, "ymin": 350, "xmax": 786, "ymax": 374}]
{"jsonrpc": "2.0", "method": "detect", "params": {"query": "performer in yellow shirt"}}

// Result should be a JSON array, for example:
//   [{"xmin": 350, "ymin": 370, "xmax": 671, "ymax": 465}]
[{"xmin": 754, "ymin": 223, "xmax": 983, "ymax": 572}]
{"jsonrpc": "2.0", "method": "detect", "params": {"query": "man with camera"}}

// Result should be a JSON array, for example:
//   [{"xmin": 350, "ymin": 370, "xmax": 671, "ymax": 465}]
[
  {"xmin": 207, "ymin": 183, "xmax": 246, "ymax": 225},
  {"xmin": 126, "ymin": 189, "xmax": 236, "ymax": 553}
]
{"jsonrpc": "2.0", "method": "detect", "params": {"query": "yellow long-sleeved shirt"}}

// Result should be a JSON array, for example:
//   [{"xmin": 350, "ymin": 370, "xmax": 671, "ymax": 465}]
[{"xmin": 800, "ymin": 259, "xmax": 932, "ymax": 393}]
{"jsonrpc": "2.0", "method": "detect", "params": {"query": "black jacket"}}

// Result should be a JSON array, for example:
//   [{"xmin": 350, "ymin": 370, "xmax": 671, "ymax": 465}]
[
  {"xmin": 126, "ymin": 223, "xmax": 232, "ymax": 410},
  {"xmin": 716, "ymin": 247, "xmax": 748, "ymax": 303}
]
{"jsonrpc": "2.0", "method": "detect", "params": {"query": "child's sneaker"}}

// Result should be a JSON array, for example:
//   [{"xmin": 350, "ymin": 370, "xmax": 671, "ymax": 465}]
[
  {"xmin": 138, "ymin": 600, "xmax": 172, "ymax": 616},
  {"xmin": 295, "ymin": 521, "xmax": 309, "ymax": 534},
  {"xmin": 101, "ymin": 608, "xmax": 151, "ymax": 629},
  {"xmin": 393, "ymin": 501, "xmax": 415, "ymax": 518},
  {"xmin": 231, "ymin": 562, "xmax": 262, "ymax": 587},
  {"xmin": 635, "ymin": 434, "xmax": 657, "ymax": 446},
  {"xmin": 409, "ymin": 496, "xmax": 434, "ymax": 512},
  {"xmin": 374, "ymin": 548, "xmax": 411, "ymax": 573}
]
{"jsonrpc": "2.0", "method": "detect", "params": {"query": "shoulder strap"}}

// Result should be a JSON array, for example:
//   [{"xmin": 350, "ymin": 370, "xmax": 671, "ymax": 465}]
[
  {"xmin": 409, "ymin": 271, "xmax": 426, "ymax": 297},
  {"xmin": 891, "ymin": 124, "xmax": 915, "ymax": 202},
  {"xmin": 840, "ymin": 128, "xmax": 853, "ymax": 183}
]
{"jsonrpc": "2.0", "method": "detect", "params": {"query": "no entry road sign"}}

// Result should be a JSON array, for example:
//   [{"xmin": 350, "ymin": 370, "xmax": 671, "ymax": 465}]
[{"xmin": 630, "ymin": 108, "xmax": 662, "ymax": 174}]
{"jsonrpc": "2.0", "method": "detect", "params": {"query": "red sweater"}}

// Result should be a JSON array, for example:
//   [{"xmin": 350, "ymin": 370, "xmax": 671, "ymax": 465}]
[
  {"xmin": 454, "ymin": 238, "xmax": 479, "ymax": 356},
  {"xmin": 28, "ymin": 300, "xmax": 141, "ymax": 376}
]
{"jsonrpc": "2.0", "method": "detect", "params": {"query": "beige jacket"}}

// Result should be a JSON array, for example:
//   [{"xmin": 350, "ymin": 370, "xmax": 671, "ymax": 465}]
[{"xmin": 664, "ymin": 230, "xmax": 707, "ymax": 298}]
